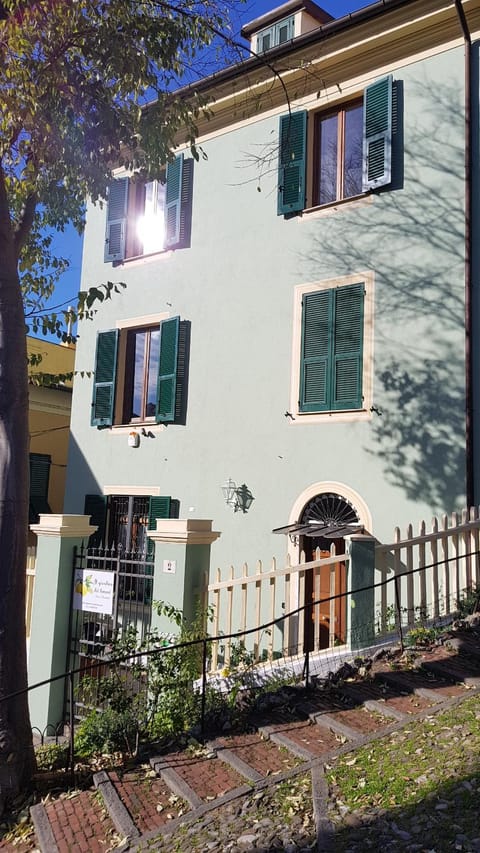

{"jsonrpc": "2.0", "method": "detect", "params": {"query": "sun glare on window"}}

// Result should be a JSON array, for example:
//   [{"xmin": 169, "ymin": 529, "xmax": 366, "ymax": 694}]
[{"xmin": 137, "ymin": 181, "xmax": 167, "ymax": 254}]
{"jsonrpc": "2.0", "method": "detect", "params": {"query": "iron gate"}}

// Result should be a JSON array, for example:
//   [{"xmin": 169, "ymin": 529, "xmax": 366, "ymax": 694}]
[{"xmin": 68, "ymin": 543, "xmax": 155, "ymax": 720}]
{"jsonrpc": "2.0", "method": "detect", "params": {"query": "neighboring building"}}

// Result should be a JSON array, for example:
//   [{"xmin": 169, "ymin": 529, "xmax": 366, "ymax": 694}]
[
  {"xmin": 64, "ymin": 0, "xmax": 479, "ymax": 604},
  {"xmin": 28, "ymin": 338, "xmax": 74, "ymax": 535}
]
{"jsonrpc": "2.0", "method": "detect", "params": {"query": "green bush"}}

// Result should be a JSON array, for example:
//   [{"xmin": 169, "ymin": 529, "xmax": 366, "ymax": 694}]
[
  {"xmin": 35, "ymin": 742, "xmax": 69, "ymax": 771},
  {"xmin": 457, "ymin": 584, "xmax": 480, "ymax": 618},
  {"xmin": 405, "ymin": 625, "xmax": 439, "ymax": 647},
  {"xmin": 74, "ymin": 600, "xmax": 213, "ymax": 753}
]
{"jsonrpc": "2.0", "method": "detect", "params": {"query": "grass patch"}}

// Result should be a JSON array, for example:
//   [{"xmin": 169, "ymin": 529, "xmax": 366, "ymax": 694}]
[{"xmin": 327, "ymin": 695, "xmax": 480, "ymax": 851}]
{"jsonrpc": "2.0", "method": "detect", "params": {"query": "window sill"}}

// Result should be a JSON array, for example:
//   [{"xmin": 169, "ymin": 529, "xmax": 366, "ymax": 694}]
[
  {"xmin": 113, "ymin": 249, "xmax": 173, "ymax": 268},
  {"xmin": 110, "ymin": 423, "xmax": 166, "ymax": 435},
  {"xmin": 301, "ymin": 193, "xmax": 373, "ymax": 219},
  {"xmin": 291, "ymin": 409, "xmax": 372, "ymax": 425}
]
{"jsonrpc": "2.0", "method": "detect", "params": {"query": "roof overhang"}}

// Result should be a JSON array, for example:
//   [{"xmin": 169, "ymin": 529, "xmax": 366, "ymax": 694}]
[{"xmin": 273, "ymin": 521, "xmax": 365, "ymax": 538}]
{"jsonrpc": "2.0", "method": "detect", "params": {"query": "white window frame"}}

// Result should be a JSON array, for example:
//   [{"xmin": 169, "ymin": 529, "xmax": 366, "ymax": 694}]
[{"xmin": 256, "ymin": 15, "xmax": 295, "ymax": 52}]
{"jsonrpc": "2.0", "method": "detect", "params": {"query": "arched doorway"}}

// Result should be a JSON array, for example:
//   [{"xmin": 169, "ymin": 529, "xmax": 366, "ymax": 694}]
[{"xmin": 300, "ymin": 493, "xmax": 361, "ymax": 651}]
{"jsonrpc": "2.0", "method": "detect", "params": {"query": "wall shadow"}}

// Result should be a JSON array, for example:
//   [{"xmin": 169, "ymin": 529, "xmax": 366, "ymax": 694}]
[{"xmin": 298, "ymin": 75, "xmax": 469, "ymax": 511}]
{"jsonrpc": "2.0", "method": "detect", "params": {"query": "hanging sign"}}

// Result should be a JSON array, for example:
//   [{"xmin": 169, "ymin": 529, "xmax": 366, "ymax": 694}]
[{"xmin": 73, "ymin": 569, "xmax": 114, "ymax": 615}]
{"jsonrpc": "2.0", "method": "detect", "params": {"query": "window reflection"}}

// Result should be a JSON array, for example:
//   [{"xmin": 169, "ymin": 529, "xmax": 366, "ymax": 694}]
[
  {"xmin": 137, "ymin": 181, "xmax": 166, "ymax": 255},
  {"xmin": 315, "ymin": 102, "xmax": 363, "ymax": 206},
  {"xmin": 127, "ymin": 327, "xmax": 160, "ymax": 421}
]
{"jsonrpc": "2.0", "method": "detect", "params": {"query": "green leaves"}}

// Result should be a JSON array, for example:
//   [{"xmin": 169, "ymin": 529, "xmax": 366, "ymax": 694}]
[{"xmin": 0, "ymin": 0, "xmax": 239, "ymax": 342}]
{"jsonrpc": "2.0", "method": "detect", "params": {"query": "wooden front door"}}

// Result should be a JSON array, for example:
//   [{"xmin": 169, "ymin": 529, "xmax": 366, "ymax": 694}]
[{"xmin": 303, "ymin": 541, "xmax": 347, "ymax": 651}]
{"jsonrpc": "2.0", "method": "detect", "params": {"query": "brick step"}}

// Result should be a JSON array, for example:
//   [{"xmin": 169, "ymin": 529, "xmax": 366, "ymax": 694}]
[
  {"xmin": 209, "ymin": 731, "xmax": 302, "ymax": 781},
  {"xmin": 419, "ymin": 656, "xmax": 480, "ymax": 687},
  {"xmin": 376, "ymin": 666, "xmax": 468, "ymax": 700},
  {"xmin": 260, "ymin": 716, "xmax": 345, "ymax": 760},
  {"xmin": 339, "ymin": 680, "xmax": 433, "ymax": 719},
  {"xmin": 299, "ymin": 689, "xmax": 393, "ymax": 736},
  {"xmin": 150, "ymin": 749, "xmax": 249, "ymax": 808},
  {"xmin": 102, "ymin": 767, "xmax": 188, "ymax": 835},
  {"xmin": 31, "ymin": 787, "xmax": 118, "ymax": 853}
]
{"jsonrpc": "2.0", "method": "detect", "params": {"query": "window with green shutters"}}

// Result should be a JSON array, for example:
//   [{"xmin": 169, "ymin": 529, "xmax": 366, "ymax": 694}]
[
  {"xmin": 84, "ymin": 494, "xmax": 174, "ymax": 551},
  {"xmin": 277, "ymin": 75, "xmax": 395, "ymax": 215},
  {"xmin": 104, "ymin": 154, "xmax": 194, "ymax": 262},
  {"xmin": 91, "ymin": 317, "xmax": 190, "ymax": 427},
  {"xmin": 300, "ymin": 284, "xmax": 364, "ymax": 412}
]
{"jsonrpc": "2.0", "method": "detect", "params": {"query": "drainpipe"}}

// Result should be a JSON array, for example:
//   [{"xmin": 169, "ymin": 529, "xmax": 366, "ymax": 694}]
[{"xmin": 454, "ymin": 0, "xmax": 473, "ymax": 507}]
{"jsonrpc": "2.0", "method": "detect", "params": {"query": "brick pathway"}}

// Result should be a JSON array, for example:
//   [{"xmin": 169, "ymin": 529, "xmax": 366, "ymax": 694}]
[{"xmin": 2, "ymin": 622, "xmax": 478, "ymax": 852}]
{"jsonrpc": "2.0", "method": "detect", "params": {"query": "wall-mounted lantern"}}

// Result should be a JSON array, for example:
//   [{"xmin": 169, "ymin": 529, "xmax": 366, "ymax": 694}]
[{"xmin": 221, "ymin": 479, "xmax": 255, "ymax": 513}]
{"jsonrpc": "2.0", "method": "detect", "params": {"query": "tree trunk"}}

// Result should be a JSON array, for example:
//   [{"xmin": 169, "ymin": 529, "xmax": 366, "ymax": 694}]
[{"xmin": 0, "ymin": 175, "xmax": 36, "ymax": 809}]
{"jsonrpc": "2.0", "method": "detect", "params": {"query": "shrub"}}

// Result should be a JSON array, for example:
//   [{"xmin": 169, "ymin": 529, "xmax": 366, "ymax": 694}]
[{"xmin": 457, "ymin": 584, "xmax": 480, "ymax": 618}]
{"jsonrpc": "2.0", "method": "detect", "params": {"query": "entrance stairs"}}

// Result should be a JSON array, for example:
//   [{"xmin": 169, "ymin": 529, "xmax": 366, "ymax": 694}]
[{"xmin": 22, "ymin": 623, "xmax": 480, "ymax": 852}]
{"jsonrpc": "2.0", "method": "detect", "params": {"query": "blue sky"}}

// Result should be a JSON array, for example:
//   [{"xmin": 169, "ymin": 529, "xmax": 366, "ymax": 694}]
[{"xmin": 45, "ymin": 0, "xmax": 368, "ymax": 335}]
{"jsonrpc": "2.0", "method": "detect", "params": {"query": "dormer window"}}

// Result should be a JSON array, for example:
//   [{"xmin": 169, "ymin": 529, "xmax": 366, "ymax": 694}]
[{"xmin": 257, "ymin": 15, "xmax": 295, "ymax": 51}]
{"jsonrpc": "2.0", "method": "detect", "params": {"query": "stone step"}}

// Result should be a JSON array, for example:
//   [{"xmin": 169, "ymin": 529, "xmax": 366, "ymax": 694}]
[
  {"xmin": 310, "ymin": 711, "xmax": 360, "ymax": 741},
  {"xmin": 260, "ymin": 717, "xmax": 345, "ymax": 761},
  {"xmin": 299, "ymin": 690, "xmax": 388, "ymax": 737},
  {"xmin": 420, "ymin": 657, "xmax": 480, "ymax": 688},
  {"xmin": 375, "ymin": 665, "xmax": 468, "ymax": 700},
  {"xmin": 341, "ymin": 677, "xmax": 434, "ymax": 718},
  {"xmin": 209, "ymin": 731, "xmax": 300, "ymax": 781},
  {"xmin": 150, "ymin": 749, "xmax": 248, "ymax": 808}
]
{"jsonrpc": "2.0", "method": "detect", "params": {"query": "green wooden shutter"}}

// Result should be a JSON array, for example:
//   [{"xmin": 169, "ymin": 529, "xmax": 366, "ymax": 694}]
[
  {"xmin": 148, "ymin": 496, "xmax": 171, "ymax": 530},
  {"xmin": 178, "ymin": 158, "xmax": 194, "ymax": 249},
  {"xmin": 155, "ymin": 316, "xmax": 180, "ymax": 423},
  {"xmin": 362, "ymin": 75, "xmax": 393, "ymax": 190},
  {"xmin": 84, "ymin": 494, "xmax": 107, "ymax": 547},
  {"xmin": 91, "ymin": 330, "xmax": 118, "ymax": 426},
  {"xmin": 165, "ymin": 154, "xmax": 184, "ymax": 248},
  {"xmin": 332, "ymin": 284, "xmax": 364, "ymax": 410},
  {"xmin": 300, "ymin": 290, "xmax": 332, "ymax": 412},
  {"xmin": 29, "ymin": 453, "xmax": 51, "ymax": 522},
  {"xmin": 104, "ymin": 178, "xmax": 129, "ymax": 261},
  {"xmin": 147, "ymin": 495, "xmax": 171, "ymax": 558},
  {"xmin": 277, "ymin": 111, "xmax": 307, "ymax": 215}
]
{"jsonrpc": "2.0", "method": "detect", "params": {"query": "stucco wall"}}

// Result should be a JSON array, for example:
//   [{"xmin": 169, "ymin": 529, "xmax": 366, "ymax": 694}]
[{"xmin": 65, "ymin": 46, "xmax": 467, "ymax": 573}]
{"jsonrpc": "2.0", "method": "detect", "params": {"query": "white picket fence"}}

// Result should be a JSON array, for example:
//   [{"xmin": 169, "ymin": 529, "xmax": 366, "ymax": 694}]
[
  {"xmin": 208, "ymin": 545, "xmax": 346, "ymax": 671},
  {"xmin": 208, "ymin": 508, "xmax": 480, "ymax": 672},
  {"xmin": 376, "ymin": 508, "xmax": 480, "ymax": 633}
]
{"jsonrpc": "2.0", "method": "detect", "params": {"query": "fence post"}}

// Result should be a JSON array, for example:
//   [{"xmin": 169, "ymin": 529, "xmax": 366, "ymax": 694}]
[
  {"xmin": 394, "ymin": 576, "xmax": 405, "ymax": 652},
  {"xmin": 28, "ymin": 515, "xmax": 97, "ymax": 732},
  {"xmin": 68, "ymin": 670, "xmax": 75, "ymax": 786},
  {"xmin": 345, "ymin": 534, "xmax": 376, "ymax": 652},
  {"xmin": 201, "ymin": 639, "xmax": 208, "ymax": 743},
  {"xmin": 147, "ymin": 520, "xmax": 221, "ymax": 635}
]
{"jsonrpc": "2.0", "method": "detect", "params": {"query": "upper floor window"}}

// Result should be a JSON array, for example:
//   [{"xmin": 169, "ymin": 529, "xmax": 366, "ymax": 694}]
[
  {"xmin": 104, "ymin": 154, "xmax": 194, "ymax": 262},
  {"xmin": 278, "ymin": 75, "xmax": 394, "ymax": 215},
  {"xmin": 126, "ymin": 327, "xmax": 161, "ymax": 422},
  {"xmin": 91, "ymin": 316, "xmax": 190, "ymax": 428},
  {"xmin": 257, "ymin": 15, "xmax": 294, "ymax": 52}
]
